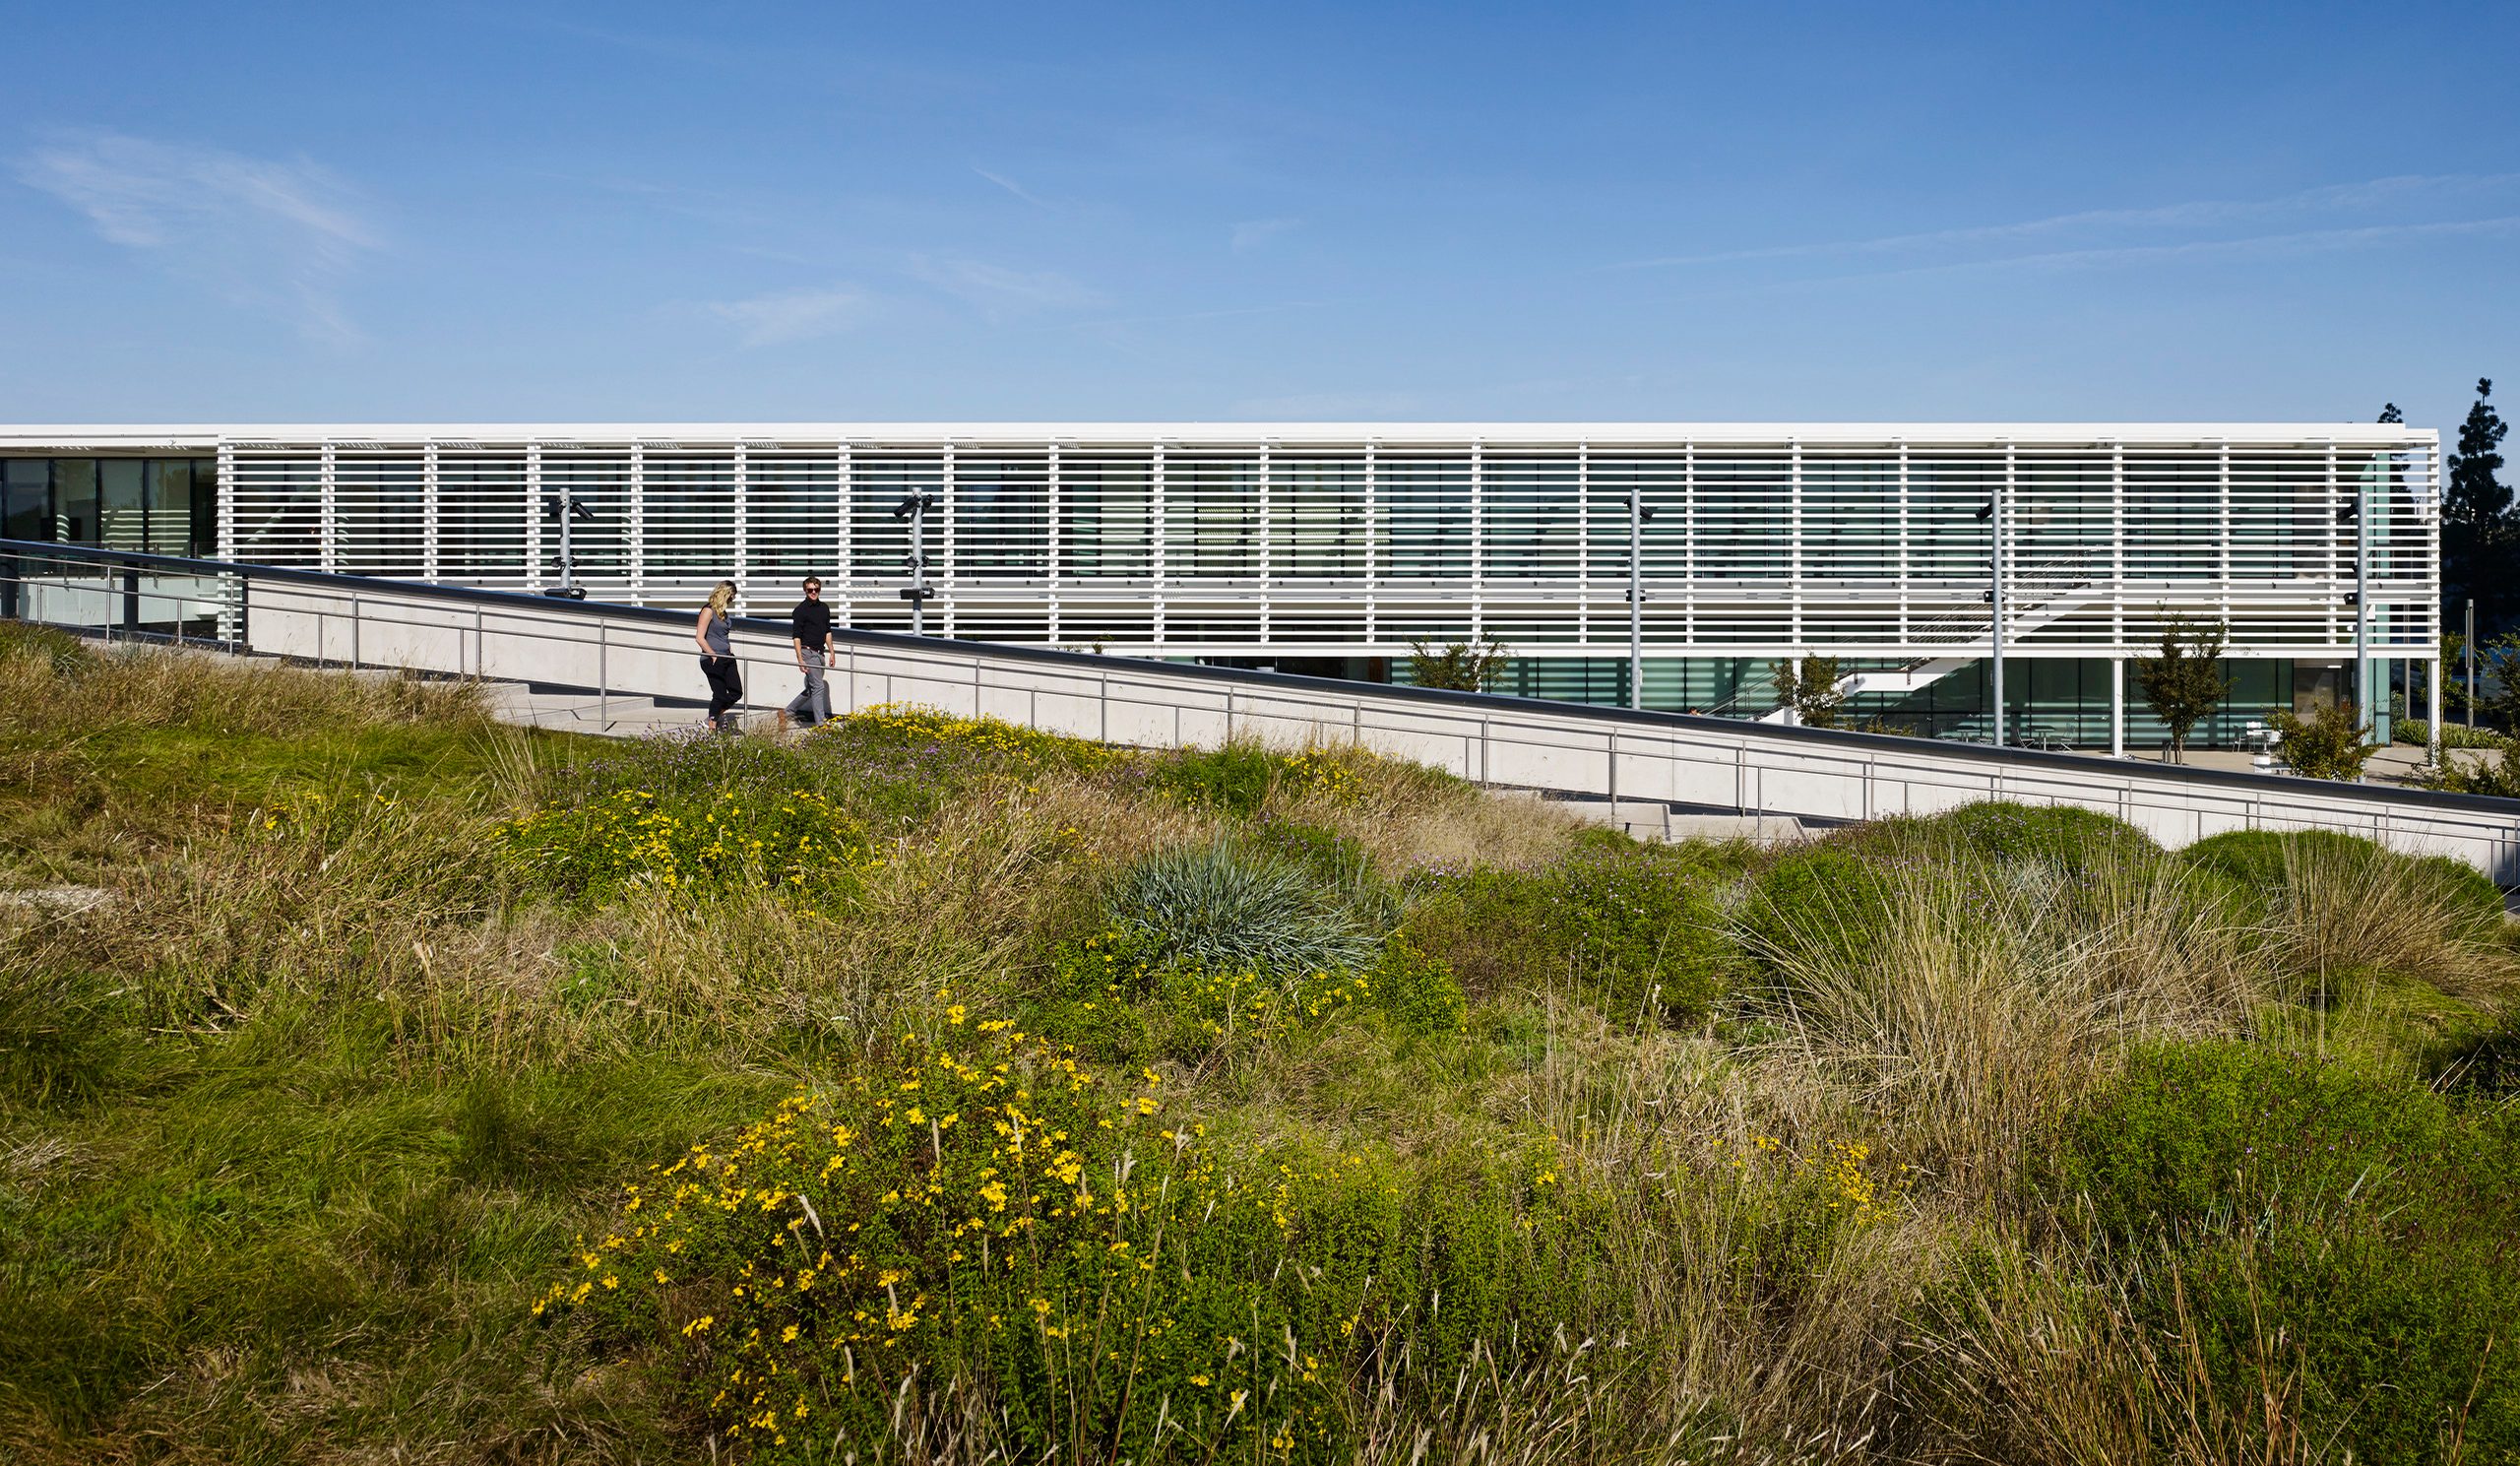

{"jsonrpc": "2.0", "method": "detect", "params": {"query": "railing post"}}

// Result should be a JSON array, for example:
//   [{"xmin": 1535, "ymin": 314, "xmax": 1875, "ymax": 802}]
[
  {"xmin": 123, "ymin": 566, "xmax": 141, "ymax": 640},
  {"xmin": 1, "ymin": 552, "xmax": 18, "ymax": 621}
]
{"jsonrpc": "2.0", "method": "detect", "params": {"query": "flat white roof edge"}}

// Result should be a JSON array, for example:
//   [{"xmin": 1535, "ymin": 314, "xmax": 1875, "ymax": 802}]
[{"xmin": 0, "ymin": 421, "xmax": 2441, "ymax": 446}]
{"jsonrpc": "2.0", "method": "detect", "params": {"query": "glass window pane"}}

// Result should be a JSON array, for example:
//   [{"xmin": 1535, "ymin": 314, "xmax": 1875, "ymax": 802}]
[
  {"xmin": 53, "ymin": 460, "xmax": 98, "ymax": 544},
  {"xmin": 3, "ymin": 461, "xmax": 46, "ymax": 542},
  {"xmin": 149, "ymin": 460, "xmax": 193, "ymax": 554},
  {"xmin": 191, "ymin": 459, "xmax": 219, "ymax": 557},
  {"xmin": 100, "ymin": 460, "xmax": 145, "ymax": 551}
]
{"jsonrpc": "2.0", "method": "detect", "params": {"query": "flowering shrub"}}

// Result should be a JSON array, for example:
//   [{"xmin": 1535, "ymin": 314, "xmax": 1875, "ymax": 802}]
[
  {"xmin": 1149, "ymin": 743, "xmax": 1371, "ymax": 817},
  {"xmin": 501, "ymin": 788, "xmax": 870, "ymax": 901},
  {"xmin": 543, "ymin": 1017, "xmax": 1598, "ymax": 1462},
  {"xmin": 1033, "ymin": 927, "xmax": 1382, "ymax": 1062},
  {"xmin": 1277, "ymin": 749, "xmax": 1363, "ymax": 805},
  {"xmin": 818, "ymin": 703, "xmax": 1119, "ymax": 771},
  {"xmin": 1366, "ymin": 932, "xmax": 1468, "ymax": 1036},
  {"xmin": 1710, "ymin": 1132, "xmax": 1901, "ymax": 1298}
]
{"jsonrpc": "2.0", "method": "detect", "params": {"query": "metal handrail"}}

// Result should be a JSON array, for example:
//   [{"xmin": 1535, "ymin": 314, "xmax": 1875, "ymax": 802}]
[{"xmin": 2, "ymin": 536, "xmax": 2513, "ymax": 825}]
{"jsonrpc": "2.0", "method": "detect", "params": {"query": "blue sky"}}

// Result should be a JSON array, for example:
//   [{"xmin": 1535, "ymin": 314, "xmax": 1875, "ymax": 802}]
[{"xmin": 3, "ymin": 2, "xmax": 2514, "ymax": 436}]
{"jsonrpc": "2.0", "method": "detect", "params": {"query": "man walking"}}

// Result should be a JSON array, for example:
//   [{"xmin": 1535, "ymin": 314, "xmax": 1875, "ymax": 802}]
[{"xmin": 785, "ymin": 575, "xmax": 835, "ymax": 728}]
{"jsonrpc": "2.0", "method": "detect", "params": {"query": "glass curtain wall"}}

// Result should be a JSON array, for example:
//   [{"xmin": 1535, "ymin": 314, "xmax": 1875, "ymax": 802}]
[{"xmin": 0, "ymin": 458, "xmax": 218, "ymax": 555}]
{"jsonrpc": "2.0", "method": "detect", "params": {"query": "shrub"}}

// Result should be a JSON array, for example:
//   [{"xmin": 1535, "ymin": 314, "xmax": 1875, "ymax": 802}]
[
  {"xmin": 818, "ymin": 703, "xmax": 1115, "ymax": 772},
  {"xmin": 1402, "ymin": 852, "xmax": 1730, "ymax": 1026},
  {"xmin": 2269, "ymin": 701, "xmax": 2380, "ymax": 782},
  {"xmin": 1105, "ymin": 841, "xmax": 1374, "ymax": 977},
  {"xmin": 501, "ymin": 787, "xmax": 871, "ymax": 904},
  {"xmin": 1367, "ymin": 931, "xmax": 1469, "ymax": 1035},
  {"xmin": 2180, "ymin": 828, "xmax": 2504, "ymax": 930},
  {"xmin": 2395, "ymin": 718, "xmax": 2513, "ymax": 750},
  {"xmin": 1029, "ymin": 927, "xmax": 1380, "ymax": 1061},
  {"xmin": 1742, "ymin": 848, "xmax": 1891, "ymax": 978},
  {"xmin": 2052, "ymin": 1042, "xmax": 2520, "ymax": 1466},
  {"xmin": 546, "ymin": 1025, "xmax": 1606, "ymax": 1463},
  {"xmin": 1148, "ymin": 742, "xmax": 1276, "ymax": 816},
  {"xmin": 1920, "ymin": 801, "xmax": 2161, "ymax": 875}
]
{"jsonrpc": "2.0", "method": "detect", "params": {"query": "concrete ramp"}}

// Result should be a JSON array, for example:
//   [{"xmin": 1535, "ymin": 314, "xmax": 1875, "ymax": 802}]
[{"xmin": 11, "ymin": 538, "xmax": 2519, "ymax": 881}]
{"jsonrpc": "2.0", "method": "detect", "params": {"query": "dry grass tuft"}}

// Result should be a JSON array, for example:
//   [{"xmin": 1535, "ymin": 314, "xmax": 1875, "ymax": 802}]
[{"xmin": 1744, "ymin": 848, "xmax": 2261, "ymax": 1199}]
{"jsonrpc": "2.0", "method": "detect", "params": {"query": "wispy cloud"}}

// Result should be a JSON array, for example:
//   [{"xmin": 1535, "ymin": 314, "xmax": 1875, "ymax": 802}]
[
  {"xmin": 974, "ymin": 166, "xmax": 1052, "ymax": 210},
  {"xmin": 909, "ymin": 255, "xmax": 1103, "ymax": 317},
  {"xmin": 1607, "ymin": 171, "xmax": 2520, "ymax": 277},
  {"xmin": 1230, "ymin": 217, "xmax": 1300, "ymax": 253},
  {"xmin": 704, "ymin": 285, "xmax": 868, "ymax": 346},
  {"xmin": 1745, "ymin": 215, "xmax": 2520, "ymax": 294},
  {"xmin": 1230, "ymin": 388, "xmax": 1432, "ymax": 417},
  {"xmin": 16, "ymin": 129, "xmax": 379, "ymax": 343}
]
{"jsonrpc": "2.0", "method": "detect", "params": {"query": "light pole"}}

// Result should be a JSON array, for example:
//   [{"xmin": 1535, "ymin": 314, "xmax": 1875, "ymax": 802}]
[
  {"xmin": 2344, "ymin": 474, "xmax": 2369, "ymax": 738},
  {"xmin": 894, "ymin": 489, "xmax": 936, "ymax": 635},
  {"xmin": 2467, "ymin": 598, "xmax": 2477, "ymax": 730},
  {"xmin": 1978, "ymin": 494, "xmax": 2002, "ymax": 746},
  {"xmin": 1628, "ymin": 493, "xmax": 1658, "ymax": 710},
  {"xmin": 541, "ymin": 489, "xmax": 594, "ymax": 600}
]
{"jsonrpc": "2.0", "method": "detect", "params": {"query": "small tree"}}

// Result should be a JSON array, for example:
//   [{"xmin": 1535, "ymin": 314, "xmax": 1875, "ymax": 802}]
[
  {"xmin": 1768, "ymin": 655, "xmax": 1849, "ymax": 729},
  {"xmin": 2269, "ymin": 701, "xmax": 2379, "ymax": 782},
  {"xmin": 1407, "ymin": 634, "xmax": 1510, "ymax": 692},
  {"xmin": 2134, "ymin": 614, "xmax": 2231, "ymax": 763}
]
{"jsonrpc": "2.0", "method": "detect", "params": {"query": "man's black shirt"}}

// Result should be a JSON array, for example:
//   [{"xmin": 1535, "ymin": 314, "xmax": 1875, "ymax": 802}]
[{"xmin": 790, "ymin": 597, "xmax": 833, "ymax": 651}]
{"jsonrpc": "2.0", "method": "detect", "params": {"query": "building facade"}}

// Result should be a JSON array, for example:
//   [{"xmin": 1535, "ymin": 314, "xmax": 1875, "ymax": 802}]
[{"xmin": 0, "ymin": 422, "xmax": 2440, "ymax": 749}]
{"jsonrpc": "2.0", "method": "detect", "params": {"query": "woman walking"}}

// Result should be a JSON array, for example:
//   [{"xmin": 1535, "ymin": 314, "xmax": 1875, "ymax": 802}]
[{"xmin": 694, "ymin": 580, "xmax": 743, "ymax": 731}]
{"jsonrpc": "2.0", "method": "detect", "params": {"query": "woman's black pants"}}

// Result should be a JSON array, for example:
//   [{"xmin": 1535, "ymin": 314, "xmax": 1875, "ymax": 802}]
[{"xmin": 700, "ymin": 655, "xmax": 743, "ymax": 725}]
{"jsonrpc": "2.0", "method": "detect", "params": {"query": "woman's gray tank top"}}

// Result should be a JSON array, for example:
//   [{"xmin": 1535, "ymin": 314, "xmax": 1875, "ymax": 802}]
[{"xmin": 703, "ymin": 609, "xmax": 732, "ymax": 656}]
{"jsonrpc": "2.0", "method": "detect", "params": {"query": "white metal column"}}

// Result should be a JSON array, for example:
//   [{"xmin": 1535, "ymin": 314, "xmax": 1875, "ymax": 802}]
[
  {"xmin": 524, "ymin": 443, "xmax": 544, "ymax": 594},
  {"xmin": 628, "ymin": 443, "xmax": 647, "ymax": 603},
  {"xmin": 2110, "ymin": 657, "xmax": 2125, "ymax": 758},
  {"xmin": 1046, "ymin": 441, "xmax": 1063, "ymax": 646},
  {"xmin": 1363, "ymin": 439, "xmax": 1380, "ymax": 655},
  {"xmin": 940, "ymin": 443, "xmax": 957, "ymax": 640},
  {"xmin": 1894, "ymin": 440, "xmax": 1910, "ymax": 645},
  {"xmin": 421, "ymin": 442, "xmax": 441, "ymax": 583},
  {"xmin": 215, "ymin": 440, "xmax": 236, "ymax": 561},
  {"xmin": 1151, "ymin": 443, "xmax": 1168, "ymax": 655},
  {"xmin": 318, "ymin": 440, "xmax": 339, "ymax": 575},
  {"xmin": 1470, "ymin": 440, "xmax": 1485, "ymax": 644},
  {"xmin": 836, "ymin": 442, "xmax": 852, "ymax": 623},
  {"xmin": 1257, "ymin": 442, "xmax": 1273, "ymax": 652},
  {"xmin": 731, "ymin": 443, "xmax": 749, "ymax": 613},
  {"xmin": 1788, "ymin": 438, "xmax": 1804, "ymax": 649}
]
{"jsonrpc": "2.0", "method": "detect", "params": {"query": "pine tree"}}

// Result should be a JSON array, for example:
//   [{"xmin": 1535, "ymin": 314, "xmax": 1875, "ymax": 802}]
[
  {"xmin": 2379, "ymin": 403, "xmax": 2403, "ymax": 423},
  {"xmin": 2444, "ymin": 379, "xmax": 2511, "ymax": 628}
]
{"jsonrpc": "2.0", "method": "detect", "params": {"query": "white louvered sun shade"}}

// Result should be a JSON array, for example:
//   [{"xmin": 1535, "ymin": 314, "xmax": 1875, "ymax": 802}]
[{"xmin": 4, "ymin": 423, "xmax": 2439, "ymax": 673}]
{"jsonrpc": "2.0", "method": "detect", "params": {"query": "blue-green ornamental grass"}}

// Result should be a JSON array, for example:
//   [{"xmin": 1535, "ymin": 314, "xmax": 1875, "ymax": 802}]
[{"xmin": 1105, "ymin": 840, "xmax": 1377, "ymax": 977}]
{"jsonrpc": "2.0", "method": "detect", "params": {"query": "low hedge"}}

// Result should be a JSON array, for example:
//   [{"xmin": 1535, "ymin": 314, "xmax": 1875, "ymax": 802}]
[{"xmin": 2053, "ymin": 1041, "xmax": 2520, "ymax": 1465}]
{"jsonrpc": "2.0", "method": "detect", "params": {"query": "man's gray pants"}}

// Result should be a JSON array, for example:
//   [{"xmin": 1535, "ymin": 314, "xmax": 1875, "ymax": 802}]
[{"xmin": 786, "ymin": 662, "xmax": 832, "ymax": 724}]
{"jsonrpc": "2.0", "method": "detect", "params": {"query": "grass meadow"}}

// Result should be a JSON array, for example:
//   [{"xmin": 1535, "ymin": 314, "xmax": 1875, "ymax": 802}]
[{"xmin": 2, "ymin": 622, "xmax": 2516, "ymax": 1465}]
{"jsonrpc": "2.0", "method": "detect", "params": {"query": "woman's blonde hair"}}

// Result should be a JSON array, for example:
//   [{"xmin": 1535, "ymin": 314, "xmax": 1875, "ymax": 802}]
[{"xmin": 706, "ymin": 581, "xmax": 738, "ymax": 613}]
